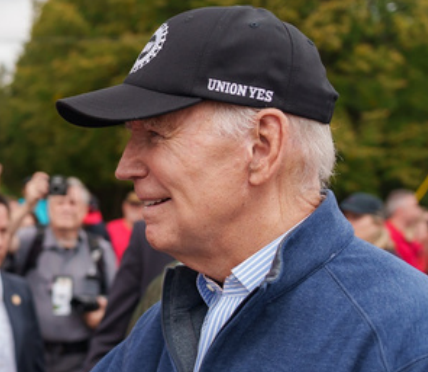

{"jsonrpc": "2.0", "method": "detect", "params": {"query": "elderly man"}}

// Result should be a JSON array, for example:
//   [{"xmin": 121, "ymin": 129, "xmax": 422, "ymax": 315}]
[
  {"xmin": 12, "ymin": 176, "xmax": 117, "ymax": 372},
  {"xmin": 340, "ymin": 192, "xmax": 394, "ymax": 251},
  {"xmin": 385, "ymin": 189, "xmax": 425, "ymax": 271},
  {"xmin": 56, "ymin": 6, "xmax": 428, "ymax": 372}
]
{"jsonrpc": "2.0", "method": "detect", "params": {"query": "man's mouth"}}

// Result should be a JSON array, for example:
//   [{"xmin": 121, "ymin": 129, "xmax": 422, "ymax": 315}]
[{"xmin": 143, "ymin": 198, "xmax": 171, "ymax": 207}]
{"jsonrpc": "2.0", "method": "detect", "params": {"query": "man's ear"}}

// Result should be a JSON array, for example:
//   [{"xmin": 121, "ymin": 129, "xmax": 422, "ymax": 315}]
[{"xmin": 248, "ymin": 109, "xmax": 287, "ymax": 186}]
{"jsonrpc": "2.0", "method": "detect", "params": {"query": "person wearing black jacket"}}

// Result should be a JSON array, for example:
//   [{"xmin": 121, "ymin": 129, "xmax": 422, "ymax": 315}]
[
  {"xmin": 0, "ymin": 194, "xmax": 45, "ymax": 372},
  {"xmin": 82, "ymin": 220, "xmax": 174, "ymax": 372}
]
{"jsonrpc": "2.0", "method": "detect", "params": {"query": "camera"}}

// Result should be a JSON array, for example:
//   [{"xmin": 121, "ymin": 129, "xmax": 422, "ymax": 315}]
[
  {"xmin": 71, "ymin": 274, "xmax": 102, "ymax": 313},
  {"xmin": 71, "ymin": 295, "xmax": 100, "ymax": 313},
  {"xmin": 49, "ymin": 175, "xmax": 68, "ymax": 195}
]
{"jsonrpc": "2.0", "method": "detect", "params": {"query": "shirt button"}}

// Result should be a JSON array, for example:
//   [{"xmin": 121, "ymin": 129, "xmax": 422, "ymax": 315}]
[{"xmin": 207, "ymin": 284, "xmax": 214, "ymax": 292}]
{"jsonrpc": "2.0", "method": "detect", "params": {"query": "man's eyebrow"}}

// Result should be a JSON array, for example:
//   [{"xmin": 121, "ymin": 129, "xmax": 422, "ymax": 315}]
[
  {"xmin": 124, "ymin": 118, "xmax": 164, "ymax": 130},
  {"xmin": 124, "ymin": 120, "xmax": 146, "ymax": 130}
]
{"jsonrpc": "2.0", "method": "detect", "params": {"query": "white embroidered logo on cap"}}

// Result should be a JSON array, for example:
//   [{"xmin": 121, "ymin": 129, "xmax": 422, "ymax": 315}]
[
  {"xmin": 130, "ymin": 23, "xmax": 168, "ymax": 74},
  {"xmin": 207, "ymin": 78, "xmax": 274, "ymax": 103}
]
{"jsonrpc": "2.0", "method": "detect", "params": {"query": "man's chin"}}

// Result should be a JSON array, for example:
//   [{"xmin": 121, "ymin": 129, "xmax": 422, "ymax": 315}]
[
  {"xmin": 145, "ymin": 225, "xmax": 175, "ymax": 253},
  {"xmin": 52, "ymin": 224, "xmax": 80, "ymax": 232},
  {"xmin": 145, "ymin": 233, "xmax": 166, "ymax": 252}
]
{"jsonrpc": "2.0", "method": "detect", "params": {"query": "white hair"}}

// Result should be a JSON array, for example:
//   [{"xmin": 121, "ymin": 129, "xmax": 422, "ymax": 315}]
[
  {"xmin": 209, "ymin": 102, "xmax": 336, "ymax": 190},
  {"xmin": 210, "ymin": 102, "xmax": 259, "ymax": 138},
  {"xmin": 67, "ymin": 177, "xmax": 91, "ymax": 205},
  {"xmin": 385, "ymin": 189, "xmax": 416, "ymax": 218},
  {"xmin": 286, "ymin": 114, "xmax": 336, "ymax": 190}
]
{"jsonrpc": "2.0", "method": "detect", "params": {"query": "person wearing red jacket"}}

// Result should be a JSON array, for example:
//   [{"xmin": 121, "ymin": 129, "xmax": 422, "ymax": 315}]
[
  {"xmin": 385, "ymin": 189, "xmax": 425, "ymax": 271},
  {"xmin": 106, "ymin": 192, "xmax": 144, "ymax": 264}
]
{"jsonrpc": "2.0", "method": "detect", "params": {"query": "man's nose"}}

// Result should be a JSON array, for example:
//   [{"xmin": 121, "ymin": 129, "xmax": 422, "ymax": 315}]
[{"xmin": 115, "ymin": 139, "xmax": 149, "ymax": 181}]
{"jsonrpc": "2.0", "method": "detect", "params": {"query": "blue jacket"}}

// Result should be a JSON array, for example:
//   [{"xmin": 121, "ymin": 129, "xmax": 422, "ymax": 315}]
[{"xmin": 93, "ymin": 191, "xmax": 428, "ymax": 372}]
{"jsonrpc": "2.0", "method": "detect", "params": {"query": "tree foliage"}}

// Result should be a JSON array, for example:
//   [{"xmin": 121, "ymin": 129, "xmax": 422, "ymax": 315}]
[{"xmin": 1, "ymin": 0, "xmax": 427, "ymax": 217}]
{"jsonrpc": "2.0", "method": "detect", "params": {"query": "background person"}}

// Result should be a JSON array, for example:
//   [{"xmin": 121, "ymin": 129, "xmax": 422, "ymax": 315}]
[
  {"xmin": 10, "ymin": 172, "xmax": 49, "ymax": 235},
  {"xmin": 385, "ymin": 189, "xmax": 425, "ymax": 271},
  {"xmin": 11, "ymin": 176, "xmax": 117, "ymax": 372},
  {"xmin": 106, "ymin": 191, "xmax": 144, "ymax": 263},
  {"xmin": 18, "ymin": 175, "xmax": 50, "ymax": 226},
  {"xmin": 56, "ymin": 6, "xmax": 428, "ymax": 372},
  {"xmin": 82, "ymin": 220, "xmax": 174, "ymax": 372},
  {"xmin": 0, "ymin": 194, "xmax": 45, "ymax": 372},
  {"xmin": 1, "ymin": 172, "xmax": 49, "ymax": 272},
  {"xmin": 340, "ymin": 192, "xmax": 394, "ymax": 252},
  {"xmin": 126, "ymin": 259, "xmax": 179, "ymax": 335},
  {"xmin": 83, "ymin": 193, "xmax": 110, "ymax": 242},
  {"xmin": 412, "ymin": 208, "xmax": 428, "ymax": 268}
]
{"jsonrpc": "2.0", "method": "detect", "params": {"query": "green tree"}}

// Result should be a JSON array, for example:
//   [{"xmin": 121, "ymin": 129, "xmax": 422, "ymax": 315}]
[
  {"xmin": 297, "ymin": 0, "xmax": 428, "ymax": 202},
  {"xmin": 1, "ymin": 0, "xmax": 427, "ymax": 217}
]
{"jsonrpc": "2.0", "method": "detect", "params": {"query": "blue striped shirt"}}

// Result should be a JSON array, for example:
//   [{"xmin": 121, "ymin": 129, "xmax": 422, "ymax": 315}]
[{"xmin": 194, "ymin": 228, "xmax": 296, "ymax": 372}]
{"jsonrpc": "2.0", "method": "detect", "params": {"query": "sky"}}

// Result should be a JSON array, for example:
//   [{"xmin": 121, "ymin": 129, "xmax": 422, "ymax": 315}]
[{"xmin": 0, "ymin": 0, "xmax": 33, "ymax": 73}]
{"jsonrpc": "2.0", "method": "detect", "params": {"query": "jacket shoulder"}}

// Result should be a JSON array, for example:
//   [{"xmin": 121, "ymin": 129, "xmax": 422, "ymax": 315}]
[{"xmin": 326, "ymin": 238, "xmax": 428, "ymax": 370}]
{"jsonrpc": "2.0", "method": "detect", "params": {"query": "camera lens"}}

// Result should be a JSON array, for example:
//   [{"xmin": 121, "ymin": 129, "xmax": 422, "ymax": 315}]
[{"xmin": 49, "ymin": 175, "xmax": 68, "ymax": 195}]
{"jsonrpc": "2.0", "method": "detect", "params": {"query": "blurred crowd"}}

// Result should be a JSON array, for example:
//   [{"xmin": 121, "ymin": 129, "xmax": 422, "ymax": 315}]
[
  {"xmin": 0, "ymin": 169, "xmax": 173, "ymax": 372},
  {"xmin": 0, "ymin": 166, "xmax": 427, "ymax": 372},
  {"xmin": 340, "ymin": 190, "xmax": 428, "ymax": 272}
]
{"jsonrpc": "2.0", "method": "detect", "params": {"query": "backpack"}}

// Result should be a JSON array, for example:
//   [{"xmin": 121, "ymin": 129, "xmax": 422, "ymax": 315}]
[{"xmin": 18, "ymin": 227, "xmax": 107, "ymax": 295}]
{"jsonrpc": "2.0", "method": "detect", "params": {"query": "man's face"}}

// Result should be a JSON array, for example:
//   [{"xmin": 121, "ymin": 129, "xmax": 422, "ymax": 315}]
[
  {"xmin": 0, "ymin": 204, "xmax": 10, "ymax": 265},
  {"xmin": 115, "ymin": 103, "xmax": 253, "ymax": 260},
  {"xmin": 344, "ymin": 211, "xmax": 383, "ymax": 244},
  {"xmin": 48, "ymin": 186, "xmax": 88, "ymax": 232},
  {"xmin": 399, "ymin": 195, "xmax": 422, "ymax": 227}
]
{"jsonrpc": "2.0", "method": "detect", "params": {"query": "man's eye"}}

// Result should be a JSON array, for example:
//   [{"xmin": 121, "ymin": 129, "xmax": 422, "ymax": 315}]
[{"xmin": 148, "ymin": 130, "xmax": 162, "ymax": 139}]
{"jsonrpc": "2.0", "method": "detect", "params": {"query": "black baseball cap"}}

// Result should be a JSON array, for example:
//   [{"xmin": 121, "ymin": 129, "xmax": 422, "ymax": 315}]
[
  {"xmin": 56, "ymin": 6, "xmax": 338, "ymax": 127},
  {"xmin": 340, "ymin": 193, "xmax": 385, "ymax": 217}
]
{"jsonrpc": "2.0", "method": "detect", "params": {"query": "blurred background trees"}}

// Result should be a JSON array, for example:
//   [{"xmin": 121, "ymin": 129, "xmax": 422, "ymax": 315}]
[{"xmin": 0, "ymin": 0, "xmax": 427, "ymax": 218}]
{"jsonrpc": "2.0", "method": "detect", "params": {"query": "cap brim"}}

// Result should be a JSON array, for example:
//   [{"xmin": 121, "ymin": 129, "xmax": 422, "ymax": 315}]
[
  {"xmin": 340, "ymin": 202, "xmax": 366, "ymax": 215},
  {"xmin": 56, "ymin": 83, "xmax": 203, "ymax": 128}
]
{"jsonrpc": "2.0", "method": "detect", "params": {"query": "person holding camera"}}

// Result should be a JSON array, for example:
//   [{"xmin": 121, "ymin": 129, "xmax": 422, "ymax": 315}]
[
  {"xmin": 8, "ymin": 172, "xmax": 49, "ymax": 234},
  {"xmin": 10, "ymin": 173, "xmax": 116, "ymax": 372}
]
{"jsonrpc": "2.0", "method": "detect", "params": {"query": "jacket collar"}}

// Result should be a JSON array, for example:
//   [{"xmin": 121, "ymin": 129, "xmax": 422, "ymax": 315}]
[
  {"xmin": 265, "ymin": 190, "xmax": 354, "ymax": 292},
  {"xmin": 165, "ymin": 190, "xmax": 354, "ymax": 297},
  {"xmin": 161, "ymin": 190, "xmax": 354, "ymax": 372}
]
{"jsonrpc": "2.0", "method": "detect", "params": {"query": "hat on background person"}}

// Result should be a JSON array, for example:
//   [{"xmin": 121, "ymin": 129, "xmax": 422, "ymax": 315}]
[
  {"xmin": 340, "ymin": 192, "xmax": 385, "ymax": 217},
  {"xmin": 56, "ymin": 6, "xmax": 338, "ymax": 128}
]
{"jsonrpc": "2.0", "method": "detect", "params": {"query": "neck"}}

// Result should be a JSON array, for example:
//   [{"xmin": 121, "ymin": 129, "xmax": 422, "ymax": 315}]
[
  {"xmin": 180, "ymin": 188, "xmax": 322, "ymax": 283},
  {"xmin": 52, "ymin": 227, "xmax": 80, "ymax": 249}
]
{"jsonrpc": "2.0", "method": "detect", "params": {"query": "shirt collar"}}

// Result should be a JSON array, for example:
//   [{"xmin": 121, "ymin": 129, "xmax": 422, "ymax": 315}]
[
  {"xmin": 231, "ymin": 232, "xmax": 288, "ymax": 293},
  {"xmin": 197, "ymin": 218, "xmax": 306, "ymax": 304},
  {"xmin": 44, "ymin": 226, "xmax": 85, "ymax": 250}
]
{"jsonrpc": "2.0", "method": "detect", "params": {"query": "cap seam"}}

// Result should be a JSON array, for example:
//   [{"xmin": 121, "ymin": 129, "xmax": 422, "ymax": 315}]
[
  {"xmin": 280, "ymin": 21, "xmax": 294, "ymax": 113},
  {"xmin": 122, "ymin": 81, "xmax": 199, "ymax": 100},
  {"xmin": 192, "ymin": 7, "xmax": 233, "ymax": 96}
]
